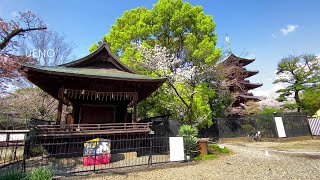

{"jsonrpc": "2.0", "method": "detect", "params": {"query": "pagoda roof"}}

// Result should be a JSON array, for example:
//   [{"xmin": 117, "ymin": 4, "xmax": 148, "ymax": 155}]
[
  {"xmin": 221, "ymin": 53, "xmax": 255, "ymax": 67},
  {"xmin": 226, "ymin": 81, "xmax": 263, "ymax": 90},
  {"xmin": 240, "ymin": 81, "xmax": 263, "ymax": 89},
  {"xmin": 234, "ymin": 94, "xmax": 261, "ymax": 101},
  {"xmin": 246, "ymin": 70, "xmax": 259, "ymax": 78}
]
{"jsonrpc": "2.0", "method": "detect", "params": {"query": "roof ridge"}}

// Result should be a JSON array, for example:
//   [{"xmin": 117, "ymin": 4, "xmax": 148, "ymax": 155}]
[{"xmin": 58, "ymin": 42, "xmax": 137, "ymax": 74}]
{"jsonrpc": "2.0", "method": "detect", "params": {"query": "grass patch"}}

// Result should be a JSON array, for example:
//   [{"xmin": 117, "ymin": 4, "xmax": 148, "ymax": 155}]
[
  {"xmin": 194, "ymin": 154, "xmax": 217, "ymax": 161},
  {"xmin": 209, "ymin": 144, "xmax": 230, "ymax": 153},
  {"xmin": 0, "ymin": 167, "xmax": 53, "ymax": 180},
  {"xmin": 28, "ymin": 167, "xmax": 53, "ymax": 180}
]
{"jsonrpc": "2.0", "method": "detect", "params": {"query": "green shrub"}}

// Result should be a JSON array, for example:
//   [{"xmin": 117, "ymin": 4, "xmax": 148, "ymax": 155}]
[
  {"xmin": 209, "ymin": 144, "xmax": 230, "ymax": 153},
  {"xmin": 28, "ymin": 167, "xmax": 53, "ymax": 180},
  {"xmin": 0, "ymin": 171, "xmax": 26, "ymax": 180},
  {"xmin": 178, "ymin": 125, "xmax": 198, "ymax": 137},
  {"xmin": 194, "ymin": 154, "xmax": 217, "ymax": 161},
  {"xmin": 178, "ymin": 125, "xmax": 198, "ymax": 156}
]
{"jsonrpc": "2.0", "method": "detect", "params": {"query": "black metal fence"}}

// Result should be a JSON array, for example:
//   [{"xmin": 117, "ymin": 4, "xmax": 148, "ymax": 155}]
[
  {"xmin": 217, "ymin": 114, "xmax": 277, "ymax": 138},
  {"xmin": 216, "ymin": 113, "xmax": 312, "ymax": 138},
  {"xmin": 0, "ymin": 133, "xmax": 171, "ymax": 176},
  {"xmin": 275, "ymin": 113, "xmax": 311, "ymax": 137}
]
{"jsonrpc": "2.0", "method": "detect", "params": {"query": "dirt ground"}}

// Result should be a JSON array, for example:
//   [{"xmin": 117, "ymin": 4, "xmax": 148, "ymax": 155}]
[
  {"xmin": 228, "ymin": 139, "xmax": 320, "ymax": 152},
  {"xmin": 68, "ymin": 139, "xmax": 320, "ymax": 180}
]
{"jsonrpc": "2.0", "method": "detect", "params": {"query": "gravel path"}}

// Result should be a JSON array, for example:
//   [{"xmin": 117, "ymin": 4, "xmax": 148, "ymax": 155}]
[{"xmin": 92, "ymin": 143, "xmax": 320, "ymax": 180}]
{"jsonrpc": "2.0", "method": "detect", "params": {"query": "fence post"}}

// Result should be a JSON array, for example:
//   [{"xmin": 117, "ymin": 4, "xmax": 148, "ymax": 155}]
[
  {"xmin": 23, "ymin": 139, "xmax": 31, "ymax": 173},
  {"xmin": 93, "ymin": 141, "xmax": 97, "ymax": 173},
  {"xmin": 272, "ymin": 113, "xmax": 280, "ymax": 138},
  {"xmin": 148, "ymin": 135, "xmax": 153, "ymax": 166}
]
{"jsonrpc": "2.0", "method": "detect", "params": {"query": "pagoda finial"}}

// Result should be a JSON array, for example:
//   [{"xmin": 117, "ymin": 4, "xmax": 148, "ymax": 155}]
[{"xmin": 226, "ymin": 34, "xmax": 231, "ymax": 53}]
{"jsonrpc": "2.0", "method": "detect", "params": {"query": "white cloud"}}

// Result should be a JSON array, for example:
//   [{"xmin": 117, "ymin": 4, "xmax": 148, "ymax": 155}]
[{"xmin": 280, "ymin": 25, "xmax": 298, "ymax": 36}]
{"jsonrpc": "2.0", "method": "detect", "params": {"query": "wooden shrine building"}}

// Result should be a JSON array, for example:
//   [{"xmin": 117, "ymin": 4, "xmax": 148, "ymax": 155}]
[
  {"xmin": 221, "ymin": 53, "xmax": 262, "ymax": 116},
  {"xmin": 22, "ymin": 42, "xmax": 166, "ymax": 137}
]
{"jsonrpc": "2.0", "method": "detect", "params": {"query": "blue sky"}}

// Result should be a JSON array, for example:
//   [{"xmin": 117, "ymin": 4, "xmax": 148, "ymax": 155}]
[{"xmin": 1, "ymin": 0, "xmax": 320, "ymax": 96}]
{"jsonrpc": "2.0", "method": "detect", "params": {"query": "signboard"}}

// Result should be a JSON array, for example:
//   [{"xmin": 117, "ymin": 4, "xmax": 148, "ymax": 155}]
[
  {"xmin": 84, "ymin": 138, "xmax": 111, "ymax": 156},
  {"xmin": 9, "ymin": 134, "xmax": 26, "ymax": 141},
  {"xmin": 0, "ymin": 130, "xmax": 29, "ymax": 142},
  {"xmin": 83, "ymin": 138, "xmax": 111, "ymax": 166},
  {"xmin": 274, "ymin": 117, "xmax": 286, "ymax": 138},
  {"xmin": 169, "ymin": 137, "xmax": 184, "ymax": 162}
]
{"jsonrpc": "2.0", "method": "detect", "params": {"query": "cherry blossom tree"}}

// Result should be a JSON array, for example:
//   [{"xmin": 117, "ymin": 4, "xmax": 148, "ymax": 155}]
[{"xmin": 132, "ymin": 44, "xmax": 223, "ymax": 126}]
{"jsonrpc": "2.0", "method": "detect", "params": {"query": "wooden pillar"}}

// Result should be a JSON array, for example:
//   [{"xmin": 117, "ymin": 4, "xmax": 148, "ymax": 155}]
[
  {"xmin": 124, "ymin": 107, "xmax": 128, "ymax": 123},
  {"xmin": 56, "ymin": 87, "xmax": 64, "ymax": 125},
  {"xmin": 56, "ymin": 101, "xmax": 63, "ymax": 125},
  {"xmin": 133, "ymin": 102, "xmax": 137, "ymax": 123},
  {"xmin": 133, "ymin": 92, "xmax": 138, "ymax": 123}
]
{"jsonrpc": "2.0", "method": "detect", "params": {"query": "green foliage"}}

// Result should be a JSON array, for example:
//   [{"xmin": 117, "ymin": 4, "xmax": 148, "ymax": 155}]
[
  {"xmin": 28, "ymin": 167, "xmax": 53, "ymax": 180},
  {"xmin": 258, "ymin": 107, "xmax": 282, "ymax": 115},
  {"xmin": 282, "ymin": 103, "xmax": 298, "ymax": 110},
  {"xmin": 102, "ymin": 0, "xmax": 221, "ymax": 66},
  {"xmin": 178, "ymin": 124, "xmax": 198, "ymax": 137},
  {"xmin": 301, "ymin": 88, "xmax": 320, "ymax": 116},
  {"xmin": 0, "ymin": 171, "xmax": 26, "ymax": 180},
  {"xmin": 194, "ymin": 154, "xmax": 217, "ymax": 161},
  {"xmin": 209, "ymin": 144, "xmax": 230, "ymax": 153},
  {"xmin": 0, "ymin": 167, "xmax": 53, "ymax": 180},
  {"xmin": 137, "ymin": 83, "xmax": 175, "ymax": 118},
  {"xmin": 274, "ymin": 54, "xmax": 320, "ymax": 112},
  {"xmin": 89, "ymin": 43, "xmax": 99, "ymax": 53},
  {"xmin": 178, "ymin": 125, "xmax": 198, "ymax": 155},
  {"xmin": 209, "ymin": 88, "xmax": 234, "ymax": 118},
  {"xmin": 91, "ymin": 0, "xmax": 224, "ymax": 126}
]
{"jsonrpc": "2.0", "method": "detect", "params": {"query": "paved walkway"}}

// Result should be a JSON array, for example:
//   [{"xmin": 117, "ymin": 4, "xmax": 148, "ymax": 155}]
[{"xmin": 85, "ymin": 142, "xmax": 320, "ymax": 180}]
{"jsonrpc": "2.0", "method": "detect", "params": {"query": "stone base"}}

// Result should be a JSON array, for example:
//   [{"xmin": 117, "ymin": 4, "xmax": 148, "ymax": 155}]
[{"xmin": 112, "ymin": 152, "xmax": 137, "ymax": 161}]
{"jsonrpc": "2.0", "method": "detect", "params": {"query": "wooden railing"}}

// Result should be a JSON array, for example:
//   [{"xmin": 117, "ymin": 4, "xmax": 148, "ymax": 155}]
[{"xmin": 35, "ymin": 123, "xmax": 150, "ymax": 137}]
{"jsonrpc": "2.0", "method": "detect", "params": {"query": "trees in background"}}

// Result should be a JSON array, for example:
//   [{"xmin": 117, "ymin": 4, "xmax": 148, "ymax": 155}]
[
  {"xmin": 90, "ymin": 0, "xmax": 228, "ymax": 126},
  {"xmin": 300, "ymin": 88, "xmax": 320, "ymax": 116},
  {"xmin": 0, "ymin": 88, "xmax": 57, "ymax": 123},
  {"xmin": 20, "ymin": 30, "xmax": 75, "ymax": 66},
  {"xmin": 274, "ymin": 54, "xmax": 320, "ymax": 112},
  {"xmin": 0, "ymin": 11, "xmax": 46, "ymax": 92}
]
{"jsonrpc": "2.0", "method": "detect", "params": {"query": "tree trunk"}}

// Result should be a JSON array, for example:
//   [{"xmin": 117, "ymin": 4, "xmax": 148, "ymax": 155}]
[
  {"xmin": 294, "ymin": 90, "xmax": 301, "ymax": 112},
  {"xmin": 188, "ymin": 90, "xmax": 195, "ymax": 125}
]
